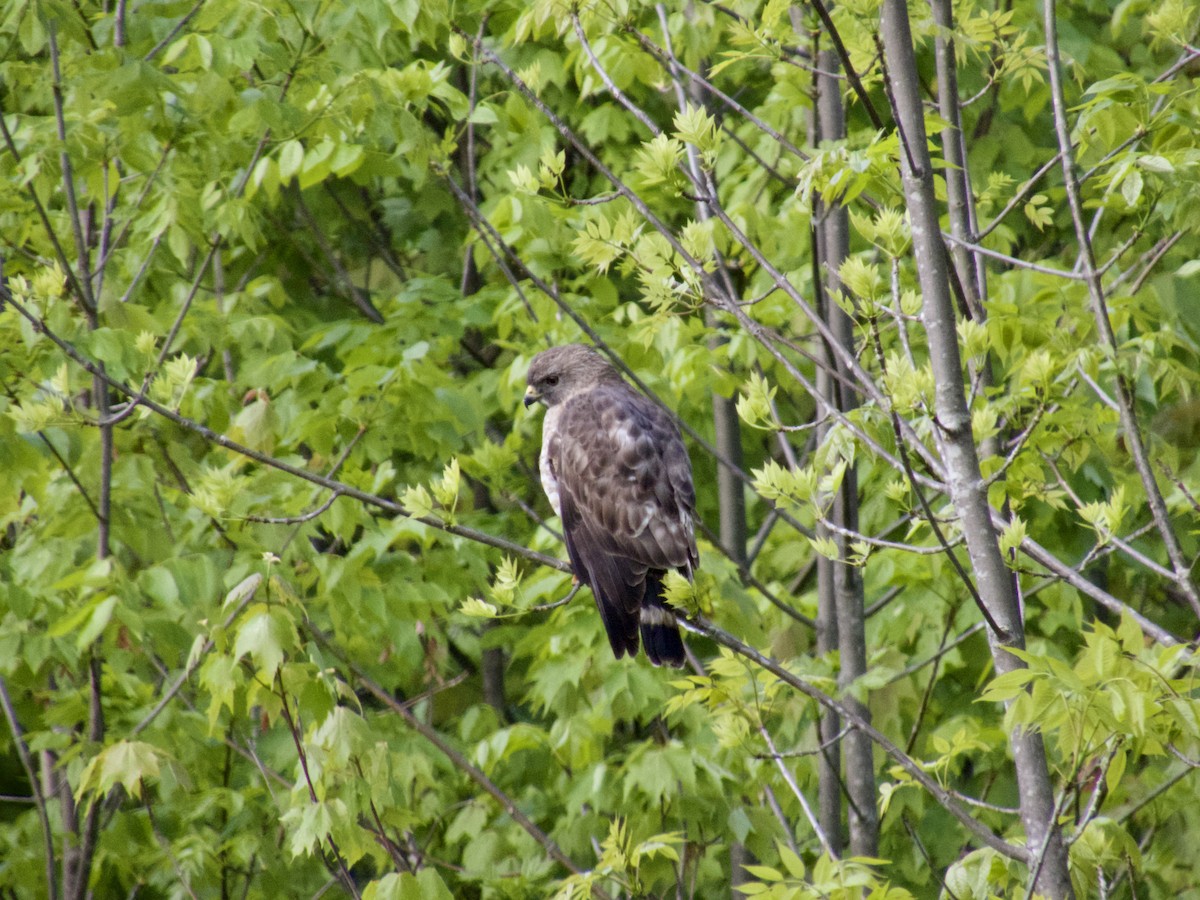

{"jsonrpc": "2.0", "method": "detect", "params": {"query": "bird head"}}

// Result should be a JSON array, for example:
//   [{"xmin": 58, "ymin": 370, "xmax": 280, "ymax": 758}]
[{"xmin": 524, "ymin": 344, "xmax": 618, "ymax": 409}]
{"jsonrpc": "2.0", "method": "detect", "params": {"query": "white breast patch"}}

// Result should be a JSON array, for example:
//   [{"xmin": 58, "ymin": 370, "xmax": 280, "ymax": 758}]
[{"xmin": 540, "ymin": 405, "xmax": 564, "ymax": 518}]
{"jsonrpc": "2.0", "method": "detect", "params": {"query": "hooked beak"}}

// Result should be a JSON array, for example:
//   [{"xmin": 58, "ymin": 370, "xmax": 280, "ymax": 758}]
[{"xmin": 523, "ymin": 385, "xmax": 541, "ymax": 408}]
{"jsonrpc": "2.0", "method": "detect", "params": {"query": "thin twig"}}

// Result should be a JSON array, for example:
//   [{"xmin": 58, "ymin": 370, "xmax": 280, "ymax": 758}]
[
  {"xmin": 1041, "ymin": 453, "xmax": 1177, "ymax": 582},
  {"xmin": 1013, "ymin": 531, "xmax": 1179, "ymax": 646},
  {"xmin": 242, "ymin": 491, "xmax": 343, "ymax": 525},
  {"xmin": 132, "ymin": 576, "xmax": 262, "ymax": 736},
  {"xmin": 1124, "ymin": 231, "xmax": 1184, "ymax": 295},
  {"xmin": 276, "ymin": 677, "xmax": 361, "ymax": 898},
  {"xmin": 757, "ymin": 722, "xmax": 836, "ymax": 857},
  {"xmin": 144, "ymin": 0, "xmax": 206, "ymax": 62},
  {"xmin": 524, "ymin": 583, "xmax": 582, "ymax": 613},
  {"xmin": 460, "ymin": 30, "xmax": 947, "ymax": 485},
  {"xmin": 0, "ymin": 678, "xmax": 58, "ymax": 899},
  {"xmin": 2, "ymin": 284, "xmax": 574, "ymax": 576},
  {"xmin": 942, "ymin": 232, "xmax": 1084, "ymax": 279}
]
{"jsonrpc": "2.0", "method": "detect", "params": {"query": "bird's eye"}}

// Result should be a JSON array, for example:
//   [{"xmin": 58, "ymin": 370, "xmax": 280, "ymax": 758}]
[{"xmin": 544, "ymin": 374, "xmax": 560, "ymax": 387}]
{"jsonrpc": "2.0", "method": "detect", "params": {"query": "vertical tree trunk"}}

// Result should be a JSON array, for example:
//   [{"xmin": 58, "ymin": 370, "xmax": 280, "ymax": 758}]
[
  {"xmin": 931, "ymin": 0, "xmax": 1003, "ymax": 466},
  {"xmin": 932, "ymin": 0, "xmax": 985, "ymax": 313},
  {"xmin": 652, "ymin": 8, "xmax": 752, "ymax": 883},
  {"xmin": 811, "ymin": 31, "xmax": 878, "ymax": 857},
  {"xmin": 878, "ymin": 1, "xmax": 1072, "ymax": 895},
  {"xmin": 806, "ymin": 18, "xmax": 845, "ymax": 852},
  {"xmin": 712, "ymin": 388, "xmax": 748, "ymax": 564}
]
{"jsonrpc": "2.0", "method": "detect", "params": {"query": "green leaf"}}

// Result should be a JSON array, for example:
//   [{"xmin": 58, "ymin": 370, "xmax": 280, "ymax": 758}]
[
  {"xmin": 1137, "ymin": 154, "xmax": 1173, "ymax": 173},
  {"xmin": 330, "ymin": 143, "xmax": 365, "ymax": 178},
  {"xmin": 287, "ymin": 800, "xmax": 338, "ymax": 858},
  {"xmin": 279, "ymin": 140, "xmax": 304, "ymax": 182},
  {"xmin": 233, "ymin": 609, "xmax": 295, "ymax": 679},
  {"xmin": 1106, "ymin": 745, "xmax": 1127, "ymax": 795},
  {"xmin": 743, "ymin": 865, "xmax": 783, "ymax": 882},
  {"xmin": 199, "ymin": 655, "xmax": 240, "ymax": 730},
  {"xmin": 75, "ymin": 595, "xmax": 118, "ymax": 651},
  {"xmin": 979, "ymin": 668, "xmax": 1038, "ymax": 703},
  {"xmin": 78, "ymin": 741, "xmax": 162, "ymax": 801},
  {"xmin": 778, "ymin": 843, "xmax": 806, "ymax": 879},
  {"xmin": 460, "ymin": 597, "xmax": 498, "ymax": 618},
  {"xmin": 1121, "ymin": 168, "xmax": 1144, "ymax": 206},
  {"xmin": 224, "ymin": 573, "xmax": 263, "ymax": 609},
  {"xmin": 998, "ymin": 516, "xmax": 1027, "ymax": 560}
]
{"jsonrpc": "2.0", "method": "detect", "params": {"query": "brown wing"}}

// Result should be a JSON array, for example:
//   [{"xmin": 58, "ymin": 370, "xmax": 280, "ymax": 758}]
[{"xmin": 548, "ymin": 383, "xmax": 697, "ymax": 661}]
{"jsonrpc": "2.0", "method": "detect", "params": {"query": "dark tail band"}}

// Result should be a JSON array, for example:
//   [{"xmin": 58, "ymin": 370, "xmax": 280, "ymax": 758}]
[{"xmin": 640, "ymin": 573, "xmax": 685, "ymax": 667}]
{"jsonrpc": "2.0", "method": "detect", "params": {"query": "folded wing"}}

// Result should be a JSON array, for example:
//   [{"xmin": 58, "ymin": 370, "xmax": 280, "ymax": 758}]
[{"xmin": 546, "ymin": 383, "xmax": 697, "ymax": 665}]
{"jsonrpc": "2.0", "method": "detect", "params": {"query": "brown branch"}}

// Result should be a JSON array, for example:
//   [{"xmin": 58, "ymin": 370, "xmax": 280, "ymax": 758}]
[
  {"xmin": 1124, "ymin": 231, "xmax": 1184, "ymax": 295},
  {"xmin": 1012, "ymin": 530, "xmax": 1179, "ymax": 646},
  {"xmin": 626, "ymin": 26, "xmax": 809, "ymax": 161},
  {"xmin": 144, "ymin": 0, "xmax": 206, "ymax": 62},
  {"xmin": 292, "ymin": 189, "xmax": 383, "ymax": 323},
  {"xmin": 241, "ymin": 491, "xmax": 343, "ymax": 525},
  {"xmin": 974, "ymin": 151, "xmax": 1065, "ymax": 242},
  {"xmin": 806, "ymin": 0, "xmax": 885, "ymax": 128}
]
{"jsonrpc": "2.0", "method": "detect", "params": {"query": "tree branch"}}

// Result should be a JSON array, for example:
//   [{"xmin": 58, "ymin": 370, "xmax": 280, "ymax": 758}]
[{"xmin": 679, "ymin": 615, "xmax": 1027, "ymax": 862}]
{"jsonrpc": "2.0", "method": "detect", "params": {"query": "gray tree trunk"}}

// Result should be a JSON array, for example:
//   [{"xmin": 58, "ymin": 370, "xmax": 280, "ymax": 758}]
[
  {"xmin": 810, "ymin": 32, "xmax": 878, "ymax": 857},
  {"xmin": 878, "ymin": 2, "xmax": 1073, "ymax": 895}
]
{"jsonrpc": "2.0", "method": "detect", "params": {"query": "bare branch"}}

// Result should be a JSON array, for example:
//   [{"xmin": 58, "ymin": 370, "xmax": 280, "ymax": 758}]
[
  {"xmin": 973, "ymin": 151, "xmax": 1065, "ymax": 241},
  {"xmin": 942, "ymin": 232, "xmax": 1084, "ymax": 280},
  {"xmin": 1013, "ymin": 530, "xmax": 1180, "ymax": 646},
  {"xmin": 756, "ymin": 722, "xmax": 837, "ymax": 857},
  {"xmin": 241, "ymin": 490, "xmax": 344, "ymax": 525},
  {"xmin": 144, "ymin": 0, "xmax": 206, "ymax": 62}
]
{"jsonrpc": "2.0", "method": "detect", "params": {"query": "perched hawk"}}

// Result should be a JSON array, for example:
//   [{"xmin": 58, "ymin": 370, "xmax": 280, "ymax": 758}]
[{"xmin": 524, "ymin": 344, "xmax": 698, "ymax": 667}]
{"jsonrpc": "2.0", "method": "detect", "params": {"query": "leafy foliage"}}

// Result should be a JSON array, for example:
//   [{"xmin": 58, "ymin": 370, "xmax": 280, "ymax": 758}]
[{"xmin": 1, "ymin": 0, "xmax": 1199, "ymax": 897}]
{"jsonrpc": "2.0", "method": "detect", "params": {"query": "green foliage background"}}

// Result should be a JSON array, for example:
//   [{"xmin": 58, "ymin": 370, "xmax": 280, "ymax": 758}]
[{"xmin": 1, "ymin": 0, "xmax": 1199, "ymax": 897}]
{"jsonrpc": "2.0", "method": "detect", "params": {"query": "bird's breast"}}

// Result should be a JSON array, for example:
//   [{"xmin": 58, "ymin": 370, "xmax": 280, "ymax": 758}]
[{"xmin": 539, "ymin": 405, "xmax": 564, "ymax": 518}]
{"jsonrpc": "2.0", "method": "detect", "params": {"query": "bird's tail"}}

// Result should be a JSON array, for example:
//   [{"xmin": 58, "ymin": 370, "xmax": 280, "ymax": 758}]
[{"xmin": 640, "ymin": 572, "xmax": 686, "ymax": 668}]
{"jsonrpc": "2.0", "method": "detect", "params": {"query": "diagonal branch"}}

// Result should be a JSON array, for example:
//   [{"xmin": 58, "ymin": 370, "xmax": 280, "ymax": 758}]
[
  {"xmin": 1, "ymin": 286, "xmax": 572, "ymax": 575},
  {"xmin": 679, "ymin": 615, "xmax": 1027, "ymax": 862}
]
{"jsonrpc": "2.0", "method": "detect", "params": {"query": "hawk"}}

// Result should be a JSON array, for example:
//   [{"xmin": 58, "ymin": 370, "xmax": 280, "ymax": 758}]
[{"xmin": 524, "ymin": 344, "xmax": 698, "ymax": 667}]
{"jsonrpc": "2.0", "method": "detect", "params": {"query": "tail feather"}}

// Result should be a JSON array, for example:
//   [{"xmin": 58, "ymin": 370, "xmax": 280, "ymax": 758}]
[{"xmin": 639, "ymin": 572, "xmax": 685, "ymax": 668}]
